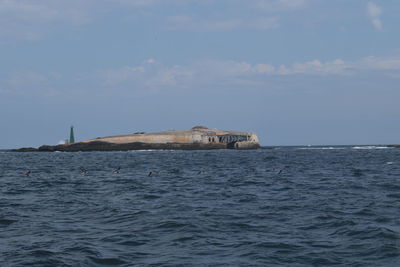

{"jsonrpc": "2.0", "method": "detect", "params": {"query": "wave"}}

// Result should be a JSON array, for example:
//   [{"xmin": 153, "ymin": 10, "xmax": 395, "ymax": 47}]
[
  {"xmin": 128, "ymin": 149, "xmax": 163, "ymax": 152},
  {"xmin": 1, "ymin": 147, "xmax": 399, "ymax": 266},
  {"xmin": 129, "ymin": 149, "xmax": 176, "ymax": 152},
  {"xmin": 297, "ymin": 147, "xmax": 347, "ymax": 150},
  {"xmin": 296, "ymin": 145, "xmax": 394, "ymax": 150},
  {"xmin": 352, "ymin": 146, "xmax": 392, "ymax": 150}
]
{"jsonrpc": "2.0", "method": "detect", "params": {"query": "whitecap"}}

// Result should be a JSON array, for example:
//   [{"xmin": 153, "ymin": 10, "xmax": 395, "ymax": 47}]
[
  {"xmin": 352, "ymin": 146, "xmax": 391, "ymax": 150},
  {"xmin": 298, "ymin": 147, "xmax": 347, "ymax": 150}
]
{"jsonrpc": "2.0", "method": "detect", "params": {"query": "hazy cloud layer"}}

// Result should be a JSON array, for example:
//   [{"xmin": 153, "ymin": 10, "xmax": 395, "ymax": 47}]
[
  {"xmin": 100, "ymin": 55, "xmax": 400, "ymax": 89},
  {"xmin": 367, "ymin": 2, "xmax": 383, "ymax": 30},
  {"xmin": 3, "ymin": 0, "xmax": 396, "ymax": 43},
  {"xmin": 2, "ymin": 55, "xmax": 399, "ymax": 96},
  {"xmin": 255, "ymin": 0, "xmax": 310, "ymax": 11},
  {"xmin": 165, "ymin": 16, "xmax": 279, "ymax": 31},
  {"xmin": 0, "ymin": 0, "xmax": 93, "ymax": 41},
  {"xmin": 0, "ymin": 0, "xmax": 310, "ymax": 42},
  {"xmin": 0, "ymin": 70, "xmax": 64, "ymax": 96}
]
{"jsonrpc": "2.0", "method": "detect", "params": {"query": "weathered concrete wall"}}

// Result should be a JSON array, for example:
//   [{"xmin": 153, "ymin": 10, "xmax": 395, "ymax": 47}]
[
  {"xmin": 83, "ymin": 127, "xmax": 260, "ymax": 147},
  {"xmin": 85, "ymin": 133, "xmax": 198, "ymax": 144}
]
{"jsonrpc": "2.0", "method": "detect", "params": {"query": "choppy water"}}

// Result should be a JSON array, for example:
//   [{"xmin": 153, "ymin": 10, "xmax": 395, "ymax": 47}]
[{"xmin": 1, "ymin": 147, "xmax": 399, "ymax": 266}]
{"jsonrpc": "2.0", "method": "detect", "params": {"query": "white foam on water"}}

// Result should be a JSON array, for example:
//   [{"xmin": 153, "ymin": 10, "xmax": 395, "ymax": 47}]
[
  {"xmin": 129, "ymin": 150, "xmax": 154, "ymax": 152},
  {"xmin": 298, "ymin": 147, "xmax": 347, "ymax": 150},
  {"xmin": 352, "ymin": 146, "xmax": 391, "ymax": 150},
  {"xmin": 129, "ymin": 149, "xmax": 169, "ymax": 152}
]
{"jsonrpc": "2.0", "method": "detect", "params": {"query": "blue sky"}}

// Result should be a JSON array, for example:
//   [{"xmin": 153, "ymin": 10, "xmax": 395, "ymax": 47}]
[{"xmin": 1, "ymin": 0, "xmax": 400, "ymax": 148}]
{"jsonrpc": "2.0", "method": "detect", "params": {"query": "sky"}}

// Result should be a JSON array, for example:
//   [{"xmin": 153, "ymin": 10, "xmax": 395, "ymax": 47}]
[{"xmin": 1, "ymin": 0, "xmax": 400, "ymax": 148}]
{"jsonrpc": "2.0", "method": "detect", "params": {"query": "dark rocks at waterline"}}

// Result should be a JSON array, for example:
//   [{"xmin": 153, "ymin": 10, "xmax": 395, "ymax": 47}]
[
  {"xmin": 10, "ymin": 126, "xmax": 261, "ymax": 152},
  {"xmin": 10, "ymin": 148, "xmax": 36, "ymax": 152},
  {"xmin": 11, "ymin": 141, "xmax": 260, "ymax": 152}
]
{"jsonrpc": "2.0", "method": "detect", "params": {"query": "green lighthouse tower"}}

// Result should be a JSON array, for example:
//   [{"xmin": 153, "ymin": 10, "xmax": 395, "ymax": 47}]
[{"xmin": 69, "ymin": 126, "xmax": 75, "ymax": 144}]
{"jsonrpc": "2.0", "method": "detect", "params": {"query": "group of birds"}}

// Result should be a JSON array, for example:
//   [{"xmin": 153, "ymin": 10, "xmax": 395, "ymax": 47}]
[
  {"xmin": 20, "ymin": 167, "xmax": 160, "ymax": 177},
  {"xmin": 79, "ymin": 167, "xmax": 121, "ymax": 175},
  {"xmin": 20, "ymin": 167, "xmax": 284, "ymax": 177}
]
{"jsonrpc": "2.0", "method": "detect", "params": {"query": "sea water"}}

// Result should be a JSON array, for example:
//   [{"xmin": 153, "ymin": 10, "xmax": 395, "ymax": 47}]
[{"xmin": 0, "ymin": 147, "xmax": 399, "ymax": 266}]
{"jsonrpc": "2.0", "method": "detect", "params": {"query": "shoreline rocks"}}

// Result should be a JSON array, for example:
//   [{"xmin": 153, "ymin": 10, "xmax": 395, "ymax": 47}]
[
  {"xmin": 12, "ymin": 126, "xmax": 261, "ymax": 152},
  {"xmin": 12, "ymin": 141, "xmax": 260, "ymax": 152}
]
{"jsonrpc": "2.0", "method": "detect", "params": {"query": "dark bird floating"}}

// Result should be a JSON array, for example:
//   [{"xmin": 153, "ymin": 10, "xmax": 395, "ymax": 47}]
[
  {"xmin": 21, "ymin": 170, "xmax": 31, "ymax": 177},
  {"xmin": 148, "ymin": 171, "xmax": 159, "ymax": 177}
]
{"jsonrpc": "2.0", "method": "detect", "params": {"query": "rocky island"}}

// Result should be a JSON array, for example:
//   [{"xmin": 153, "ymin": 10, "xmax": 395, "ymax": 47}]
[{"xmin": 13, "ymin": 126, "xmax": 261, "ymax": 152}]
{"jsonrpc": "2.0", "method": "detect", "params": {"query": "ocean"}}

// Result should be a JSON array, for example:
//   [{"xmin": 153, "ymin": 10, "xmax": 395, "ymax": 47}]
[{"xmin": 0, "ymin": 147, "xmax": 399, "ymax": 266}]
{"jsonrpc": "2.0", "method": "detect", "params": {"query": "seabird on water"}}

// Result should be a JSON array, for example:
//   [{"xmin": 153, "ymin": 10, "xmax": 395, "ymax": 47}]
[
  {"xmin": 21, "ymin": 170, "xmax": 31, "ymax": 177},
  {"xmin": 113, "ymin": 167, "xmax": 121, "ymax": 174},
  {"xmin": 197, "ymin": 170, "xmax": 207, "ymax": 175},
  {"xmin": 80, "ymin": 168, "xmax": 88, "ymax": 174},
  {"xmin": 148, "ymin": 170, "xmax": 159, "ymax": 177}
]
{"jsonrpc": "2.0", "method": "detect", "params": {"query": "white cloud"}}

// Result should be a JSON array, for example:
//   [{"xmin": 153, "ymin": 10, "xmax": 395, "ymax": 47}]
[
  {"xmin": 4, "ymin": 55, "xmax": 399, "ymax": 96},
  {"xmin": 0, "ymin": 0, "xmax": 93, "ymax": 41},
  {"xmin": 210, "ymin": 56, "xmax": 400, "ymax": 77},
  {"xmin": 367, "ymin": 2, "xmax": 383, "ymax": 30},
  {"xmin": 97, "ymin": 55, "xmax": 400, "ymax": 91},
  {"xmin": 194, "ymin": 60, "xmax": 275, "ymax": 77},
  {"xmin": 360, "ymin": 56, "xmax": 400, "ymax": 70},
  {"xmin": 101, "ymin": 59, "xmax": 194, "ymax": 91},
  {"xmin": 0, "ymin": 0, "xmax": 312, "ymax": 41},
  {"xmin": 102, "ymin": 66, "xmax": 145, "ymax": 86},
  {"xmin": 147, "ymin": 65, "xmax": 194, "ymax": 88},
  {"xmin": 0, "ymin": 0, "xmax": 91, "ymax": 23},
  {"xmin": 146, "ymin": 58, "xmax": 156, "ymax": 64},
  {"xmin": 277, "ymin": 59, "xmax": 349, "ymax": 75},
  {"xmin": 189, "ymin": 59, "xmax": 349, "ymax": 78}
]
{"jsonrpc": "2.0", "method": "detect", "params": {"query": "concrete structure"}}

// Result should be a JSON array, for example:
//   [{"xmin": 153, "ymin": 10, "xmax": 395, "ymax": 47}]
[
  {"xmin": 13, "ymin": 126, "xmax": 261, "ymax": 152},
  {"xmin": 84, "ymin": 126, "xmax": 259, "ymax": 148}
]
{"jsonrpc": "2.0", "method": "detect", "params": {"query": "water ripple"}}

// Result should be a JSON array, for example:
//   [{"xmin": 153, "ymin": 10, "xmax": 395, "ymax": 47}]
[{"xmin": 0, "ymin": 148, "xmax": 400, "ymax": 266}]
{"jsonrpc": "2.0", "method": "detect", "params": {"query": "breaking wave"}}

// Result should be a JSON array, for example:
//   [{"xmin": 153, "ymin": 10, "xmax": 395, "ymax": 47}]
[
  {"xmin": 297, "ymin": 147, "xmax": 347, "ymax": 150},
  {"xmin": 352, "ymin": 146, "xmax": 392, "ymax": 150}
]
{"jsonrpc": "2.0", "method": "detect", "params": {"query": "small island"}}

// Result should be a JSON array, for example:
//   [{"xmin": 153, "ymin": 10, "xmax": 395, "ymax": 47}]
[{"xmin": 13, "ymin": 126, "xmax": 261, "ymax": 152}]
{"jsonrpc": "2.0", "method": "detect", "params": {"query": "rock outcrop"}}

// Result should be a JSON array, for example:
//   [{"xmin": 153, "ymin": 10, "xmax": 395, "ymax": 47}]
[{"xmin": 13, "ymin": 126, "xmax": 261, "ymax": 152}]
